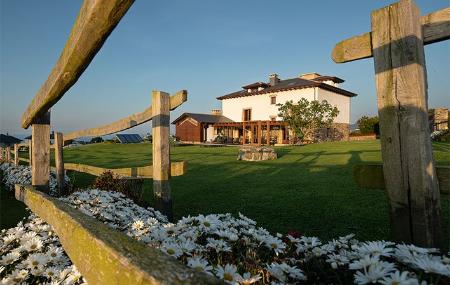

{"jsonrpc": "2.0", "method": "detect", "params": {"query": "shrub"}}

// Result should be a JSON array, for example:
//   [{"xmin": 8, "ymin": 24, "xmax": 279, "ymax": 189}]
[
  {"xmin": 357, "ymin": 116, "xmax": 379, "ymax": 135},
  {"xmin": 93, "ymin": 171, "xmax": 145, "ymax": 206}
]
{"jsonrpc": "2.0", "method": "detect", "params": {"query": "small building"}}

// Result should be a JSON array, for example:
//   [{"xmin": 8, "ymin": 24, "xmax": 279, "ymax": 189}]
[
  {"xmin": 0, "ymin": 134, "xmax": 22, "ymax": 147},
  {"xmin": 172, "ymin": 112, "xmax": 233, "ymax": 143}
]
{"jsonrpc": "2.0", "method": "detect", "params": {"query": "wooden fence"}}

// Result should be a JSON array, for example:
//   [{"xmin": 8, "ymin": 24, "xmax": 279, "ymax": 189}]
[
  {"xmin": 333, "ymin": 0, "xmax": 449, "ymax": 248},
  {"xmin": 7, "ymin": 0, "xmax": 218, "ymax": 283}
]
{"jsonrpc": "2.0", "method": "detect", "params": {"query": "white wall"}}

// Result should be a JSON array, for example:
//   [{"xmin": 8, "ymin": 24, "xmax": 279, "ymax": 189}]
[
  {"xmin": 206, "ymin": 125, "xmax": 215, "ymax": 142},
  {"xmin": 317, "ymin": 88, "xmax": 351, "ymax": 124},
  {"xmin": 222, "ymin": 88, "xmax": 316, "ymax": 122},
  {"xmin": 221, "ymin": 87, "xmax": 351, "ymax": 124}
]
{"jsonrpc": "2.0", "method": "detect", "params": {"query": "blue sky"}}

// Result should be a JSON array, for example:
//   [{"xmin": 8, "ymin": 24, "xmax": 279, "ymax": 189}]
[{"xmin": 1, "ymin": 0, "xmax": 449, "ymax": 136}]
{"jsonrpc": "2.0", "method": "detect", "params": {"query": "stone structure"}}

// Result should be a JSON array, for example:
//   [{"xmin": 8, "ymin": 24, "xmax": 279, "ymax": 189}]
[
  {"xmin": 429, "ymin": 108, "xmax": 448, "ymax": 131},
  {"xmin": 237, "ymin": 147, "xmax": 277, "ymax": 161},
  {"xmin": 313, "ymin": 123, "xmax": 350, "ymax": 142}
]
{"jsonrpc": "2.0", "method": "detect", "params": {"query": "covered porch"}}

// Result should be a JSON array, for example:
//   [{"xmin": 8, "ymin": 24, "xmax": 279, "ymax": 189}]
[{"xmin": 213, "ymin": 121, "xmax": 290, "ymax": 145}]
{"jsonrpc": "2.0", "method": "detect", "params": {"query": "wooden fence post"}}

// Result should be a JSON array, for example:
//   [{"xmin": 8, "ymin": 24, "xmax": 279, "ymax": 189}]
[
  {"xmin": 31, "ymin": 111, "xmax": 51, "ymax": 193},
  {"xmin": 6, "ymin": 146, "xmax": 11, "ymax": 162},
  {"xmin": 28, "ymin": 142, "xmax": 32, "ymax": 166},
  {"xmin": 371, "ymin": 0, "xmax": 442, "ymax": 247},
  {"xmin": 152, "ymin": 91, "xmax": 172, "ymax": 220},
  {"xmin": 55, "ymin": 132, "xmax": 65, "ymax": 195},
  {"xmin": 14, "ymin": 144, "xmax": 19, "ymax": 166}
]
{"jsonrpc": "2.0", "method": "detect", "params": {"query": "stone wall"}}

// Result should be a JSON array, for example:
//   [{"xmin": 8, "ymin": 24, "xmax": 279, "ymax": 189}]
[{"xmin": 313, "ymin": 123, "xmax": 349, "ymax": 142}]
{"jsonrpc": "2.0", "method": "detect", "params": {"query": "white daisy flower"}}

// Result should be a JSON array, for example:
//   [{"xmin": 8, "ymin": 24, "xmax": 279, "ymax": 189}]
[
  {"xmin": 25, "ymin": 253, "xmax": 48, "ymax": 269},
  {"xmin": 216, "ymin": 264, "xmax": 241, "ymax": 283},
  {"xmin": 358, "ymin": 241, "xmax": 394, "ymax": 257},
  {"xmin": 380, "ymin": 271, "xmax": 419, "ymax": 285},
  {"xmin": 412, "ymin": 255, "xmax": 450, "ymax": 276},
  {"xmin": 263, "ymin": 236, "xmax": 286, "ymax": 255},
  {"xmin": 23, "ymin": 236, "xmax": 43, "ymax": 252},
  {"xmin": 131, "ymin": 220, "xmax": 145, "ymax": 231},
  {"xmin": 237, "ymin": 272, "xmax": 262, "ymax": 285},
  {"xmin": 354, "ymin": 262, "xmax": 396, "ymax": 284},
  {"xmin": 44, "ymin": 266, "xmax": 60, "ymax": 279},
  {"xmin": 161, "ymin": 242, "xmax": 183, "ymax": 258},
  {"xmin": 0, "ymin": 252, "xmax": 21, "ymax": 265},
  {"xmin": 187, "ymin": 257, "xmax": 213, "ymax": 274}
]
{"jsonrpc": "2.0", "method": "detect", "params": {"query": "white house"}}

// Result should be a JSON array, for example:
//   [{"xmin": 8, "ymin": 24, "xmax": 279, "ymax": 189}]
[{"xmin": 173, "ymin": 72, "xmax": 357, "ymax": 144}]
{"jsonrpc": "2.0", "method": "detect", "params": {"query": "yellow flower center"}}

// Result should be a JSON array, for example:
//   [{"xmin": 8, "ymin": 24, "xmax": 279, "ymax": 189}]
[
  {"xmin": 32, "ymin": 260, "xmax": 39, "ymax": 266},
  {"xmin": 51, "ymin": 253, "xmax": 56, "ymax": 257},
  {"xmin": 271, "ymin": 243, "xmax": 278, "ymax": 249},
  {"xmin": 223, "ymin": 273, "xmax": 233, "ymax": 281},
  {"xmin": 391, "ymin": 282, "xmax": 399, "ymax": 285},
  {"xmin": 203, "ymin": 222, "xmax": 210, "ymax": 227},
  {"xmin": 194, "ymin": 266, "xmax": 203, "ymax": 271},
  {"xmin": 30, "ymin": 244, "xmax": 37, "ymax": 249},
  {"xmin": 48, "ymin": 271, "xmax": 54, "ymax": 276},
  {"xmin": 167, "ymin": 249, "xmax": 175, "ymax": 255}
]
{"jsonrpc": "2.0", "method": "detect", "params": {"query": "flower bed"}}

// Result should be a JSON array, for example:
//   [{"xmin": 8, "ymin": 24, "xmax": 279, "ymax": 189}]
[
  {"xmin": 0, "ymin": 214, "xmax": 84, "ymax": 284},
  {"xmin": 2, "ymin": 188, "xmax": 449, "ymax": 284},
  {"xmin": 0, "ymin": 163, "xmax": 70, "ymax": 196}
]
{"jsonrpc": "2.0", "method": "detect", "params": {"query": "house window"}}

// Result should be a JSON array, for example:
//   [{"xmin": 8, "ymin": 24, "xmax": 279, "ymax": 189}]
[
  {"xmin": 243, "ymin": 109, "xmax": 252, "ymax": 121},
  {"xmin": 270, "ymin": 96, "xmax": 277, "ymax": 105}
]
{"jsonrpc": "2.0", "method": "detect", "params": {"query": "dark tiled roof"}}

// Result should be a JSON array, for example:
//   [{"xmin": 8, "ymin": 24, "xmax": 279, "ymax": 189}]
[
  {"xmin": 217, "ymin": 76, "xmax": 356, "ymax": 100},
  {"xmin": 242, "ymin": 82, "xmax": 270, "ymax": 89},
  {"xmin": 0, "ymin": 134, "xmax": 22, "ymax": 144},
  {"xmin": 172, "ymin": 113, "xmax": 234, "ymax": 124}
]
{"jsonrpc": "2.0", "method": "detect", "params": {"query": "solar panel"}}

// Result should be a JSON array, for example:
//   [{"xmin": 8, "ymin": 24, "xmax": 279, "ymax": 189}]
[{"xmin": 115, "ymin": 134, "xmax": 143, "ymax": 144}]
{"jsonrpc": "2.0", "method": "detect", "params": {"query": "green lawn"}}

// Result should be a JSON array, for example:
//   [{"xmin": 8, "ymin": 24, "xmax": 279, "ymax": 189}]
[{"xmin": 3, "ymin": 140, "xmax": 450, "ymax": 243}]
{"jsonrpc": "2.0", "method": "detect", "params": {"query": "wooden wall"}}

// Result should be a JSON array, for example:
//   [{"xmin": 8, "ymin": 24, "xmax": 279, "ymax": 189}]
[{"xmin": 175, "ymin": 118, "xmax": 203, "ymax": 142}]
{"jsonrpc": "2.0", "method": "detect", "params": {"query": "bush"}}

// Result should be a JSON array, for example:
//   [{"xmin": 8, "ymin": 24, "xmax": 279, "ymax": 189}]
[
  {"xmin": 357, "ymin": 116, "xmax": 379, "ymax": 134},
  {"xmin": 93, "ymin": 171, "xmax": 145, "ymax": 206}
]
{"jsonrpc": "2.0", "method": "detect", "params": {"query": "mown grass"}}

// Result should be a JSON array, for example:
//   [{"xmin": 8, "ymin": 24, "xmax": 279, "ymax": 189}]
[
  {"xmin": 3, "ymin": 140, "xmax": 449, "ymax": 243},
  {"xmin": 62, "ymin": 140, "xmax": 450, "ymax": 242}
]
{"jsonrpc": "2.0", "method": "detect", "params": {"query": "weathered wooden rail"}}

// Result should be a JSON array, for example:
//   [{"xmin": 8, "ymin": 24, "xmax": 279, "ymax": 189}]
[
  {"xmin": 15, "ymin": 185, "xmax": 222, "ymax": 285},
  {"xmin": 332, "ymin": 0, "xmax": 449, "ymax": 248},
  {"xmin": 354, "ymin": 164, "xmax": 450, "ymax": 195},
  {"xmin": 63, "ymin": 90, "xmax": 187, "ymax": 142},
  {"xmin": 64, "ymin": 161, "xmax": 187, "ymax": 178},
  {"xmin": 332, "ymin": 7, "xmax": 450, "ymax": 63}
]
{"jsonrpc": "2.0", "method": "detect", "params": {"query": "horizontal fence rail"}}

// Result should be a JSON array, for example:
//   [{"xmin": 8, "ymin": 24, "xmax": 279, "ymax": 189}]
[
  {"xmin": 332, "ymin": 7, "xmax": 450, "ymax": 63},
  {"xmin": 21, "ymin": 0, "xmax": 135, "ymax": 128},
  {"xmin": 14, "ymin": 185, "xmax": 222, "ymax": 285},
  {"xmin": 64, "ymin": 161, "xmax": 187, "ymax": 178},
  {"xmin": 63, "ymin": 90, "xmax": 187, "ymax": 142},
  {"xmin": 353, "ymin": 164, "xmax": 450, "ymax": 195}
]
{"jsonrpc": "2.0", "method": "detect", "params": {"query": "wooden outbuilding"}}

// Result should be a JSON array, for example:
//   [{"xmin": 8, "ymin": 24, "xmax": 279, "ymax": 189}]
[{"xmin": 172, "ymin": 112, "xmax": 233, "ymax": 143}]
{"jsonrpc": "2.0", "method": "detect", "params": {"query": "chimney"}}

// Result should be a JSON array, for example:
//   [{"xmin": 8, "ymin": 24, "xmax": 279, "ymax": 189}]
[
  {"xmin": 211, "ymin": 109, "xmax": 222, "ymax": 116},
  {"xmin": 269, "ymin": 73, "xmax": 280, "ymax": 86}
]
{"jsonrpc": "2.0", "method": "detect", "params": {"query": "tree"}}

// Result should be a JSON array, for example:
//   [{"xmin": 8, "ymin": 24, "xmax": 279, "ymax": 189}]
[
  {"xmin": 277, "ymin": 98, "xmax": 339, "ymax": 143},
  {"xmin": 357, "ymin": 116, "xmax": 379, "ymax": 134},
  {"xmin": 90, "ymin": 136, "xmax": 103, "ymax": 144}
]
